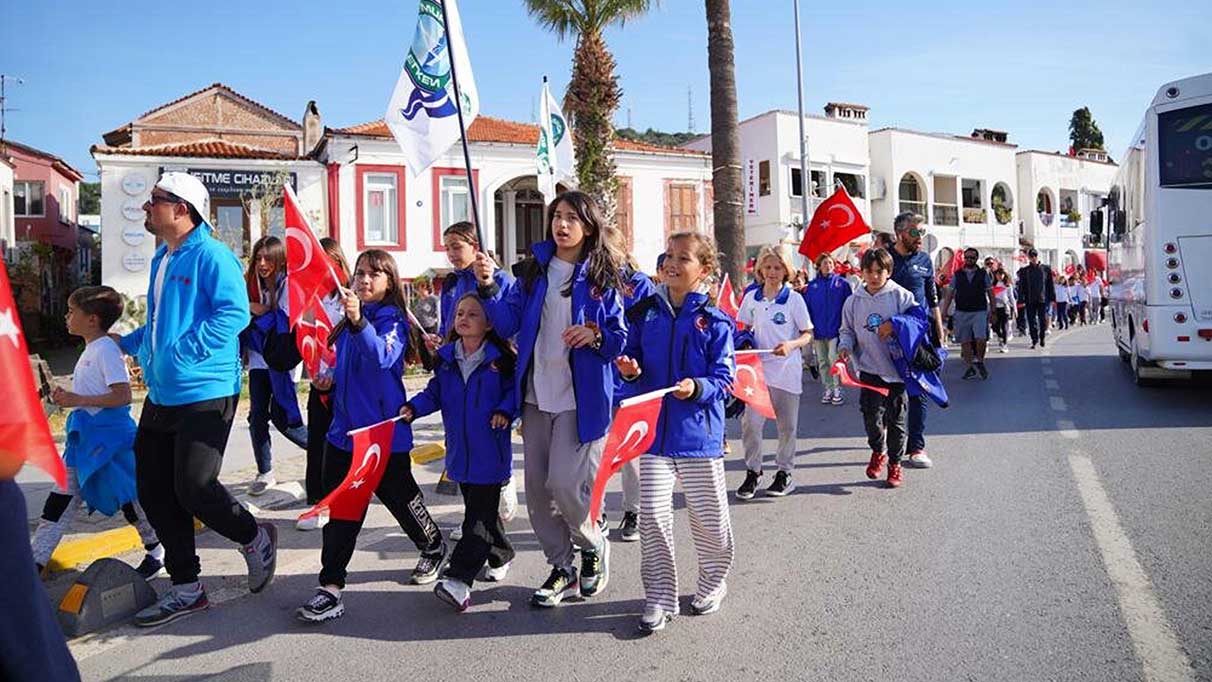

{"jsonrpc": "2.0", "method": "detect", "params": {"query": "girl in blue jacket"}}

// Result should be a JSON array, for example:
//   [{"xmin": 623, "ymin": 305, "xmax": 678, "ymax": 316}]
[
  {"xmin": 296, "ymin": 250, "xmax": 443, "ymax": 624},
  {"xmin": 400, "ymin": 293, "xmax": 517, "ymax": 611},
  {"xmin": 614, "ymin": 231, "xmax": 737, "ymax": 634},
  {"xmin": 474, "ymin": 190, "xmax": 626, "ymax": 608},
  {"xmin": 803, "ymin": 252, "xmax": 853, "ymax": 406}
]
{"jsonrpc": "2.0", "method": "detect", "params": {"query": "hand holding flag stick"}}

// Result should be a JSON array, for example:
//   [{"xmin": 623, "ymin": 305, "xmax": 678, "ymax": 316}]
[
  {"xmin": 299, "ymin": 414, "xmax": 408, "ymax": 522},
  {"xmin": 830, "ymin": 359, "xmax": 890, "ymax": 396},
  {"xmin": 588, "ymin": 386, "xmax": 679, "ymax": 525}
]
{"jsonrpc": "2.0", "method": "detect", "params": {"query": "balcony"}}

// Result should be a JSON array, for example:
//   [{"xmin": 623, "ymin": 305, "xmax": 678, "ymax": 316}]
[
  {"xmin": 933, "ymin": 204, "xmax": 959, "ymax": 226},
  {"xmin": 899, "ymin": 200, "xmax": 926, "ymax": 218},
  {"xmin": 963, "ymin": 207, "xmax": 987, "ymax": 224}
]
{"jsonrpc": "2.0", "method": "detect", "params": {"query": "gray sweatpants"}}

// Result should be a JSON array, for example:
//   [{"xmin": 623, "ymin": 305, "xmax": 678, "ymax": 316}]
[
  {"xmin": 740, "ymin": 386, "xmax": 802, "ymax": 474},
  {"xmin": 522, "ymin": 404, "xmax": 606, "ymax": 570},
  {"xmin": 619, "ymin": 457, "xmax": 640, "ymax": 514}
]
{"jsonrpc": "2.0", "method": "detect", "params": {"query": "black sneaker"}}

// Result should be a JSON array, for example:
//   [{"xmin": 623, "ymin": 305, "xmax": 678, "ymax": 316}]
[
  {"xmin": 1040, "ymin": 338, "xmax": 1046, "ymax": 348},
  {"xmin": 962, "ymin": 366, "xmax": 978, "ymax": 380},
  {"xmin": 618, "ymin": 512, "xmax": 639, "ymax": 542},
  {"xmin": 532, "ymin": 566, "xmax": 579, "ymax": 608},
  {"xmin": 976, "ymin": 362, "xmax": 989, "ymax": 380},
  {"xmin": 410, "ymin": 542, "xmax": 447, "ymax": 585},
  {"xmin": 736, "ymin": 470, "xmax": 761, "ymax": 500},
  {"xmin": 134, "ymin": 586, "xmax": 209, "ymax": 627},
  {"xmin": 296, "ymin": 588, "xmax": 344, "ymax": 623},
  {"xmin": 579, "ymin": 540, "xmax": 610, "ymax": 598},
  {"xmin": 134, "ymin": 554, "xmax": 166, "ymax": 581},
  {"xmin": 766, "ymin": 471, "xmax": 794, "ymax": 497}
]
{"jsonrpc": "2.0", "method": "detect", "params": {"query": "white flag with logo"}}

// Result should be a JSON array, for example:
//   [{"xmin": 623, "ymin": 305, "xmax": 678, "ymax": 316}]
[
  {"xmin": 536, "ymin": 78, "xmax": 575, "ymax": 203},
  {"xmin": 385, "ymin": 0, "xmax": 479, "ymax": 176}
]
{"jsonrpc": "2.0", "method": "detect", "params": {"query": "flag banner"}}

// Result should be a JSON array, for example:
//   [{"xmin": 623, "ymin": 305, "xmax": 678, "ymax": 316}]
[
  {"xmin": 831, "ymin": 360, "xmax": 890, "ymax": 396},
  {"xmin": 537, "ymin": 78, "xmax": 574, "ymax": 203},
  {"xmin": 0, "ymin": 263, "xmax": 66, "ymax": 487},
  {"xmin": 385, "ymin": 0, "xmax": 479, "ymax": 176},
  {"xmin": 798, "ymin": 187, "xmax": 871, "ymax": 260},
  {"xmin": 992, "ymin": 284, "xmax": 1008, "ymax": 298},
  {"xmin": 942, "ymin": 249, "xmax": 966, "ymax": 278},
  {"xmin": 731, "ymin": 352, "xmax": 776, "ymax": 419},
  {"xmin": 587, "ymin": 386, "xmax": 674, "ymax": 525},
  {"xmin": 302, "ymin": 418, "xmax": 397, "ymax": 522},
  {"xmin": 284, "ymin": 184, "xmax": 341, "ymax": 330},
  {"xmin": 296, "ymin": 296, "xmax": 336, "ymax": 379},
  {"xmin": 717, "ymin": 273, "xmax": 746, "ymax": 331}
]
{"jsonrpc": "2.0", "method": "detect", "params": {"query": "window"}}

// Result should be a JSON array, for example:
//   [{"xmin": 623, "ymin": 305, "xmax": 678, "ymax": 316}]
[
  {"xmin": 665, "ymin": 182, "xmax": 699, "ymax": 235},
  {"xmin": 430, "ymin": 168, "xmax": 478, "ymax": 250},
  {"xmin": 59, "ymin": 185, "xmax": 72, "ymax": 222},
  {"xmin": 266, "ymin": 204, "xmax": 285, "ymax": 238},
  {"xmin": 15, "ymin": 181, "xmax": 44, "ymax": 217},
  {"xmin": 758, "ymin": 160, "xmax": 771, "ymax": 196},
  {"xmin": 834, "ymin": 172, "xmax": 865, "ymax": 199},
  {"xmin": 616, "ymin": 177, "xmax": 633, "ymax": 249},
  {"xmin": 790, "ymin": 169, "xmax": 827, "ymax": 198},
  {"xmin": 357, "ymin": 165, "xmax": 407, "ymax": 251}
]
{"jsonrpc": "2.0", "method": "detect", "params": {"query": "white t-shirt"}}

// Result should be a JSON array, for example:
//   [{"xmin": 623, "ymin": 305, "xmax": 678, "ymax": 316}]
[
  {"xmin": 1087, "ymin": 281, "xmax": 1102, "ymax": 301},
  {"xmin": 526, "ymin": 257, "xmax": 576, "ymax": 412},
  {"xmin": 1055, "ymin": 284, "xmax": 1069, "ymax": 303},
  {"xmin": 737, "ymin": 284, "xmax": 813, "ymax": 395},
  {"xmin": 151, "ymin": 251, "xmax": 172, "ymax": 352},
  {"xmin": 72, "ymin": 336, "xmax": 130, "ymax": 416}
]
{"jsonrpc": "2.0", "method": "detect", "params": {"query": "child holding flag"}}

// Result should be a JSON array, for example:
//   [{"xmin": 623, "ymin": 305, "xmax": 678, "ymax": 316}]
[
  {"xmin": 296, "ymin": 250, "xmax": 443, "ymax": 623},
  {"xmin": 474, "ymin": 190, "xmax": 626, "ymax": 608},
  {"xmin": 735, "ymin": 244, "xmax": 814, "ymax": 499},
  {"xmin": 400, "ymin": 293, "xmax": 517, "ymax": 611},
  {"xmin": 804, "ymin": 253, "xmax": 852, "ymax": 405},
  {"xmin": 614, "ymin": 231, "xmax": 736, "ymax": 633},
  {"xmin": 31, "ymin": 286, "xmax": 164, "ymax": 579}
]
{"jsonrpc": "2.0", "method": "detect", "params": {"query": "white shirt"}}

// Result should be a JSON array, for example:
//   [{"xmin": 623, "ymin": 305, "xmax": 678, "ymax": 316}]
[
  {"xmin": 737, "ymin": 284, "xmax": 813, "ymax": 395},
  {"xmin": 1055, "ymin": 284, "xmax": 1070, "ymax": 303},
  {"xmin": 527, "ymin": 257, "xmax": 576, "ymax": 412},
  {"xmin": 72, "ymin": 336, "xmax": 130, "ymax": 416},
  {"xmin": 455, "ymin": 340, "xmax": 487, "ymax": 383},
  {"xmin": 151, "ymin": 251, "xmax": 172, "ymax": 352},
  {"xmin": 1087, "ymin": 282, "xmax": 1103, "ymax": 300}
]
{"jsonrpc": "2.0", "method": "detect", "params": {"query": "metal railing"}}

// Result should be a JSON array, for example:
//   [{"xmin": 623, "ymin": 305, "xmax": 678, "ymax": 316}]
[
  {"xmin": 962, "ymin": 207, "xmax": 987, "ymax": 224},
  {"xmin": 899, "ymin": 200, "xmax": 927, "ymax": 218},
  {"xmin": 933, "ymin": 204, "xmax": 959, "ymax": 226}
]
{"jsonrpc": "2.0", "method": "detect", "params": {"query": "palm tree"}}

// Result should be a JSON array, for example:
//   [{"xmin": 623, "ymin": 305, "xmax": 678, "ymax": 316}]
[
  {"xmin": 705, "ymin": 0, "xmax": 744, "ymax": 287},
  {"xmin": 523, "ymin": 0, "xmax": 658, "ymax": 220}
]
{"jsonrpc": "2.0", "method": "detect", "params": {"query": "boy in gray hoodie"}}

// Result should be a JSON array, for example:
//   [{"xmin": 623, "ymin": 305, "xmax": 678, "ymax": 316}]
[{"xmin": 838, "ymin": 248, "xmax": 917, "ymax": 488}]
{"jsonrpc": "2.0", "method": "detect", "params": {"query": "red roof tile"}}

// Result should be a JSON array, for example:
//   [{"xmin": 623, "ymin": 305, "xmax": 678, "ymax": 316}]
[
  {"xmin": 332, "ymin": 116, "xmax": 707, "ymax": 157},
  {"xmin": 90, "ymin": 139, "xmax": 307, "ymax": 161}
]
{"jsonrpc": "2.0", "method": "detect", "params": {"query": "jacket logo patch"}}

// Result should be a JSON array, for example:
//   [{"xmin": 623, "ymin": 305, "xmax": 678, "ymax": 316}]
[
  {"xmin": 170, "ymin": 275, "xmax": 192, "ymax": 286},
  {"xmin": 590, "ymin": 285, "xmax": 604, "ymax": 301},
  {"xmin": 489, "ymin": 360, "xmax": 500, "ymax": 372},
  {"xmin": 772, "ymin": 312, "xmax": 787, "ymax": 325},
  {"xmin": 695, "ymin": 315, "xmax": 710, "ymax": 332},
  {"xmin": 864, "ymin": 313, "xmax": 885, "ymax": 332},
  {"xmin": 623, "ymin": 283, "xmax": 635, "ymax": 299},
  {"xmin": 644, "ymin": 308, "xmax": 658, "ymax": 323}
]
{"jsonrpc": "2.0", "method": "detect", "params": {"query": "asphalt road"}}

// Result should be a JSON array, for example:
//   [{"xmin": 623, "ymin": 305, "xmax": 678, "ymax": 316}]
[{"xmin": 59, "ymin": 323, "xmax": 1212, "ymax": 682}]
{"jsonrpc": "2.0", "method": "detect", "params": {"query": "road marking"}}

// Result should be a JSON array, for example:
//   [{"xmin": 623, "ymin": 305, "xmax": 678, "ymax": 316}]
[
  {"xmin": 1042, "ymin": 367, "xmax": 1055, "ymax": 376},
  {"xmin": 1056, "ymin": 420, "xmax": 1080, "ymax": 439},
  {"xmin": 1041, "ymin": 358, "xmax": 1052, "ymax": 365},
  {"xmin": 1050, "ymin": 396, "xmax": 1068, "ymax": 412},
  {"xmin": 1045, "ymin": 379, "xmax": 1060, "ymax": 390},
  {"xmin": 1068, "ymin": 452, "xmax": 1196, "ymax": 682}
]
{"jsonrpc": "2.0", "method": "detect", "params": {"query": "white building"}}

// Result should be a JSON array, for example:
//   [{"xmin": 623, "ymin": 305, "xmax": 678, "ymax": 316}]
[
  {"xmin": 0, "ymin": 151, "xmax": 13, "ymax": 259},
  {"xmin": 684, "ymin": 105, "xmax": 870, "ymax": 260},
  {"xmin": 1015, "ymin": 148, "xmax": 1117, "ymax": 272}
]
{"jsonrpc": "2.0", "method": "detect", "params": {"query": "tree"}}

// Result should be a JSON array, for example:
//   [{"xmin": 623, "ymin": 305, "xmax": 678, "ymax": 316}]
[
  {"xmin": 78, "ymin": 182, "xmax": 100, "ymax": 214},
  {"xmin": 523, "ymin": 0, "xmax": 659, "ymax": 221},
  {"xmin": 1069, "ymin": 107, "xmax": 1105, "ymax": 151},
  {"xmin": 615, "ymin": 127, "xmax": 698, "ymax": 148},
  {"xmin": 705, "ymin": 0, "xmax": 744, "ymax": 287}
]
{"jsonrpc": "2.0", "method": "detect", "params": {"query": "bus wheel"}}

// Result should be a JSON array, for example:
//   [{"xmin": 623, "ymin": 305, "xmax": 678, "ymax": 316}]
[{"xmin": 1130, "ymin": 344, "xmax": 1159, "ymax": 387}]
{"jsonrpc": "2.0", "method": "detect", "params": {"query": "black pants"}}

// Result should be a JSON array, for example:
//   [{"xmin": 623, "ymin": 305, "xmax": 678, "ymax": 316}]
[
  {"xmin": 0, "ymin": 480, "xmax": 81, "ymax": 682},
  {"xmin": 859, "ymin": 373, "xmax": 908, "ymax": 464},
  {"xmin": 445, "ymin": 482, "xmax": 515, "ymax": 587},
  {"xmin": 1025, "ymin": 302, "xmax": 1050, "ymax": 343},
  {"xmin": 134, "ymin": 395, "xmax": 256, "ymax": 585},
  {"xmin": 319, "ymin": 442, "xmax": 442, "ymax": 588},
  {"xmin": 305, "ymin": 389, "xmax": 333, "ymax": 504},
  {"xmin": 992, "ymin": 307, "xmax": 1010, "ymax": 344},
  {"xmin": 1056, "ymin": 302, "xmax": 1069, "ymax": 330}
]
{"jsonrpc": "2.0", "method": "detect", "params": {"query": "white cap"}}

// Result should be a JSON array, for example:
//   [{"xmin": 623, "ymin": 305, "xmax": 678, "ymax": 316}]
[{"xmin": 154, "ymin": 171, "xmax": 210, "ymax": 222}]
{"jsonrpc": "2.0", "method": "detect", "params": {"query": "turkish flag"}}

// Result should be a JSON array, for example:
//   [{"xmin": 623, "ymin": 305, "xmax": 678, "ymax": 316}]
[
  {"xmin": 302, "ymin": 417, "xmax": 395, "ymax": 522},
  {"xmin": 992, "ymin": 284, "xmax": 1007, "ymax": 298},
  {"xmin": 830, "ymin": 360, "xmax": 890, "ymax": 396},
  {"xmin": 731, "ymin": 353, "xmax": 776, "ymax": 419},
  {"xmin": 295, "ymin": 296, "xmax": 336, "ymax": 378},
  {"xmin": 0, "ymin": 263, "xmax": 66, "ymax": 487},
  {"xmin": 284, "ymin": 184, "xmax": 341, "ymax": 330},
  {"xmin": 588, "ymin": 390, "xmax": 665, "ymax": 525},
  {"xmin": 942, "ymin": 249, "xmax": 966, "ymax": 278},
  {"xmin": 798, "ymin": 187, "xmax": 871, "ymax": 261},
  {"xmin": 717, "ymin": 273, "xmax": 746, "ymax": 331},
  {"xmin": 1064, "ymin": 263, "xmax": 1077, "ymax": 276}
]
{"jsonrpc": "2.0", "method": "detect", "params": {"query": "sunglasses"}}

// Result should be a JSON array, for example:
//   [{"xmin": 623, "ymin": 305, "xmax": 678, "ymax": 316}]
[
  {"xmin": 148, "ymin": 192, "xmax": 184, "ymax": 206},
  {"xmin": 907, "ymin": 228, "xmax": 926, "ymax": 238}
]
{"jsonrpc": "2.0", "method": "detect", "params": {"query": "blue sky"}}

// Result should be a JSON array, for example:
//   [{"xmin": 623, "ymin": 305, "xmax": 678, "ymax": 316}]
[{"xmin": 1, "ymin": 0, "xmax": 1208, "ymax": 177}]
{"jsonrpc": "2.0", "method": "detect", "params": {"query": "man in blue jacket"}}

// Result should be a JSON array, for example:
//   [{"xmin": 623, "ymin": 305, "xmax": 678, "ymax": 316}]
[{"xmin": 117, "ymin": 172, "xmax": 277, "ymax": 627}]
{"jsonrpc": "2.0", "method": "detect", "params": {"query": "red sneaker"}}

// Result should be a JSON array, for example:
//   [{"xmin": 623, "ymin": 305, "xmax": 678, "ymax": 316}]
[
  {"xmin": 887, "ymin": 462, "xmax": 903, "ymax": 488},
  {"xmin": 866, "ymin": 452, "xmax": 887, "ymax": 479}
]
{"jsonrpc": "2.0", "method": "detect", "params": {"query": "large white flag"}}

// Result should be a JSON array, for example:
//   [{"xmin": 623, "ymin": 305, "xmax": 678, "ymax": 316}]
[
  {"xmin": 385, "ymin": 0, "xmax": 479, "ymax": 176},
  {"xmin": 536, "ymin": 78, "xmax": 575, "ymax": 203}
]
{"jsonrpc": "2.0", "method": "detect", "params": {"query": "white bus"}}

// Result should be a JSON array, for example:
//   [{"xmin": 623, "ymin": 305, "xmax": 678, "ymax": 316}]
[{"xmin": 1098, "ymin": 72, "xmax": 1212, "ymax": 385}]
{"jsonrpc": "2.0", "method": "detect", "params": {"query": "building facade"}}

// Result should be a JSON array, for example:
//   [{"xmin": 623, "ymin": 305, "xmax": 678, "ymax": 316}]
[
  {"xmin": 0, "ymin": 151, "xmax": 13, "ymax": 258},
  {"xmin": 1015, "ymin": 149, "xmax": 1117, "ymax": 272}
]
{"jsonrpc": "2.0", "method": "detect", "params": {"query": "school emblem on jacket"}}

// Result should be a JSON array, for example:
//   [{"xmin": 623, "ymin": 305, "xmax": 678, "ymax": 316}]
[
  {"xmin": 695, "ymin": 315, "xmax": 710, "ymax": 332},
  {"xmin": 864, "ymin": 313, "xmax": 885, "ymax": 332},
  {"xmin": 489, "ymin": 359, "xmax": 500, "ymax": 372},
  {"xmin": 383, "ymin": 327, "xmax": 400, "ymax": 353},
  {"xmin": 772, "ymin": 311, "xmax": 787, "ymax": 325},
  {"xmin": 590, "ymin": 285, "xmax": 604, "ymax": 301},
  {"xmin": 644, "ymin": 308, "xmax": 659, "ymax": 323},
  {"xmin": 623, "ymin": 283, "xmax": 635, "ymax": 299}
]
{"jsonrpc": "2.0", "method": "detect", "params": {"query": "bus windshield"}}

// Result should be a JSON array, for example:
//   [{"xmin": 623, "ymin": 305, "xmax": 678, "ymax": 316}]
[{"xmin": 1158, "ymin": 102, "xmax": 1212, "ymax": 188}]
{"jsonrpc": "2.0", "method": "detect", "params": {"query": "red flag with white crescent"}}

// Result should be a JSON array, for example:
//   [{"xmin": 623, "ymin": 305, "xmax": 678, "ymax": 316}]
[
  {"xmin": 0, "ymin": 263, "xmax": 66, "ymax": 487},
  {"xmin": 731, "ymin": 353, "xmax": 776, "ymax": 419},
  {"xmin": 588, "ymin": 389, "xmax": 667, "ymax": 525},
  {"xmin": 830, "ymin": 360, "xmax": 890, "ymax": 396},
  {"xmin": 717, "ymin": 273, "xmax": 746, "ymax": 331},
  {"xmin": 302, "ymin": 418, "xmax": 395, "ymax": 522},
  {"xmin": 295, "ymin": 296, "xmax": 336, "ymax": 378},
  {"xmin": 284, "ymin": 184, "xmax": 341, "ymax": 330},
  {"xmin": 798, "ymin": 187, "xmax": 871, "ymax": 261}
]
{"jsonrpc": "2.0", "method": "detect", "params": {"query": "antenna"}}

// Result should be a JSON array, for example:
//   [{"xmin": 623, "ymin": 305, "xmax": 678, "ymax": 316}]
[
  {"xmin": 627, "ymin": 104, "xmax": 633, "ymax": 130},
  {"xmin": 0, "ymin": 75, "xmax": 24, "ymax": 143},
  {"xmin": 687, "ymin": 85, "xmax": 695, "ymax": 133}
]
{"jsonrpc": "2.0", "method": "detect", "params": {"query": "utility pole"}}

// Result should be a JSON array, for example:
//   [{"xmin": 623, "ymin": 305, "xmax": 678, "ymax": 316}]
[
  {"xmin": 0, "ymin": 75, "xmax": 24, "ymax": 143},
  {"xmin": 792, "ymin": 1, "xmax": 810, "ymax": 235}
]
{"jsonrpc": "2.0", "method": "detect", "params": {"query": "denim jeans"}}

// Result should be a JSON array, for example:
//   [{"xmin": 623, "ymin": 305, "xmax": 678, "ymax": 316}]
[
  {"xmin": 247, "ymin": 369, "xmax": 307, "ymax": 474},
  {"xmin": 907, "ymin": 392, "xmax": 927, "ymax": 454}
]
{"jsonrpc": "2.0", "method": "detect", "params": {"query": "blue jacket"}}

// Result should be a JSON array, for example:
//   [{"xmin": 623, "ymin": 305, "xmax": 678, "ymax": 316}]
[
  {"xmin": 612, "ymin": 268, "xmax": 657, "ymax": 407},
  {"xmin": 889, "ymin": 306, "xmax": 950, "ymax": 407},
  {"xmin": 803, "ymin": 274, "xmax": 852, "ymax": 340},
  {"xmin": 239, "ymin": 309, "xmax": 303, "ymax": 424},
  {"xmin": 480, "ymin": 240, "xmax": 627, "ymax": 444},
  {"xmin": 64, "ymin": 407, "xmax": 137, "ymax": 516},
  {"xmin": 326, "ymin": 302, "xmax": 413, "ymax": 453},
  {"xmin": 407, "ymin": 342, "xmax": 516, "ymax": 485},
  {"xmin": 618, "ymin": 288, "xmax": 735, "ymax": 459},
  {"xmin": 440, "ymin": 267, "xmax": 514, "ymax": 337},
  {"xmin": 119, "ymin": 222, "xmax": 250, "ymax": 406},
  {"xmin": 890, "ymin": 249, "xmax": 939, "ymax": 309}
]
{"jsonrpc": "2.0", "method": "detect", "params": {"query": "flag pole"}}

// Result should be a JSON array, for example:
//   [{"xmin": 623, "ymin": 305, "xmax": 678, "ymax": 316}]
[
  {"xmin": 792, "ymin": 0, "xmax": 811, "ymax": 242},
  {"xmin": 438, "ymin": 0, "xmax": 484, "ymax": 249}
]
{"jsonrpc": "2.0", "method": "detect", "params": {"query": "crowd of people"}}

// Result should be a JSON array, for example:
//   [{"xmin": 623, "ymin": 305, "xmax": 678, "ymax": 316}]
[{"xmin": 20, "ymin": 169, "xmax": 1107, "ymax": 676}]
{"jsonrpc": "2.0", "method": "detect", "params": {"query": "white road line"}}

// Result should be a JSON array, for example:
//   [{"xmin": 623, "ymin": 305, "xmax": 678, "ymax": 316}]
[
  {"xmin": 1056, "ymin": 420, "xmax": 1080, "ymax": 439},
  {"xmin": 1050, "ymin": 396, "xmax": 1068, "ymax": 412},
  {"xmin": 1041, "ymin": 357, "xmax": 1052, "ymax": 364},
  {"xmin": 1045, "ymin": 378, "xmax": 1060, "ymax": 390},
  {"xmin": 1068, "ymin": 452, "xmax": 1196, "ymax": 682},
  {"xmin": 1042, "ymin": 367, "xmax": 1055, "ymax": 376}
]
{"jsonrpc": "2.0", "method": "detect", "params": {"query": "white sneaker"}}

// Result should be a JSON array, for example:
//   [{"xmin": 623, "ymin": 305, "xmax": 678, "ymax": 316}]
[
  {"xmin": 296, "ymin": 510, "xmax": 329, "ymax": 531},
  {"xmin": 481, "ymin": 561, "xmax": 511, "ymax": 582},
  {"xmin": 820, "ymin": 390, "xmax": 832, "ymax": 404},
  {"xmin": 690, "ymin": 583, "xmax": 727, "ymax": 616},
  {"xmin": 249, "ymin": 471, "xmax": 275, "ymax": 496},
  {"xmin": 638, "ymin": 605, "xmax": 676, "ymax": 633},
  {"xmin": 831, "ymin": 388, "xmax": 844, "ymax": 405},
  {"xmin": 999, "ymin": 343, "xmax": 1008, "ymax": 353},
  {"xmin": 498, "ymin": 475, "xmax": 518, "ymax": 523},
  {"xmin": 434, "ymin": 578, "xmax": 471, "ymax": 612},
  {"xmin": 906, "ymin": 451, "xmax": 933, "ymax": 469}
]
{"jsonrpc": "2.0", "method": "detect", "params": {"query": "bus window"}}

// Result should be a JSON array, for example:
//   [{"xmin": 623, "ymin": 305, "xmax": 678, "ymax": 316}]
[{"xmin": 1159, "ymin": 102, "xmax": 1212, "ymax": 188}]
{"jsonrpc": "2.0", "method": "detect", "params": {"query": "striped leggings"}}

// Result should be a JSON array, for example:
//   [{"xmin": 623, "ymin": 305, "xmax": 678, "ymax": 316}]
[{"xmin": 640, "ymin": 456, "xmax": 734, "ymax": 614}]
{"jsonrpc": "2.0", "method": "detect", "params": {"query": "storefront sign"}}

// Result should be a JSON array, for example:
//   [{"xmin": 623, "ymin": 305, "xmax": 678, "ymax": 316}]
[
  {"xmin": 121, "ymin": 225, "xmax": 147, "ymax": 247},
  {"xmin": 121, "ymin": 173, "xmax": 147, "ymax": 196},
  {"xmin": 122, "ymin": 199, "xmax": 145, "ymax": 221},
  {"xmin": 745, "ymin": 159, "xmax": 758, "ymax": 216},
  {"xmin": 122, "ymin": 251, "xmax": 149, "ymax": 273},
  {"xmin": 163, "ymin": 168, "xmax": 298, "ymax": 199}
]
